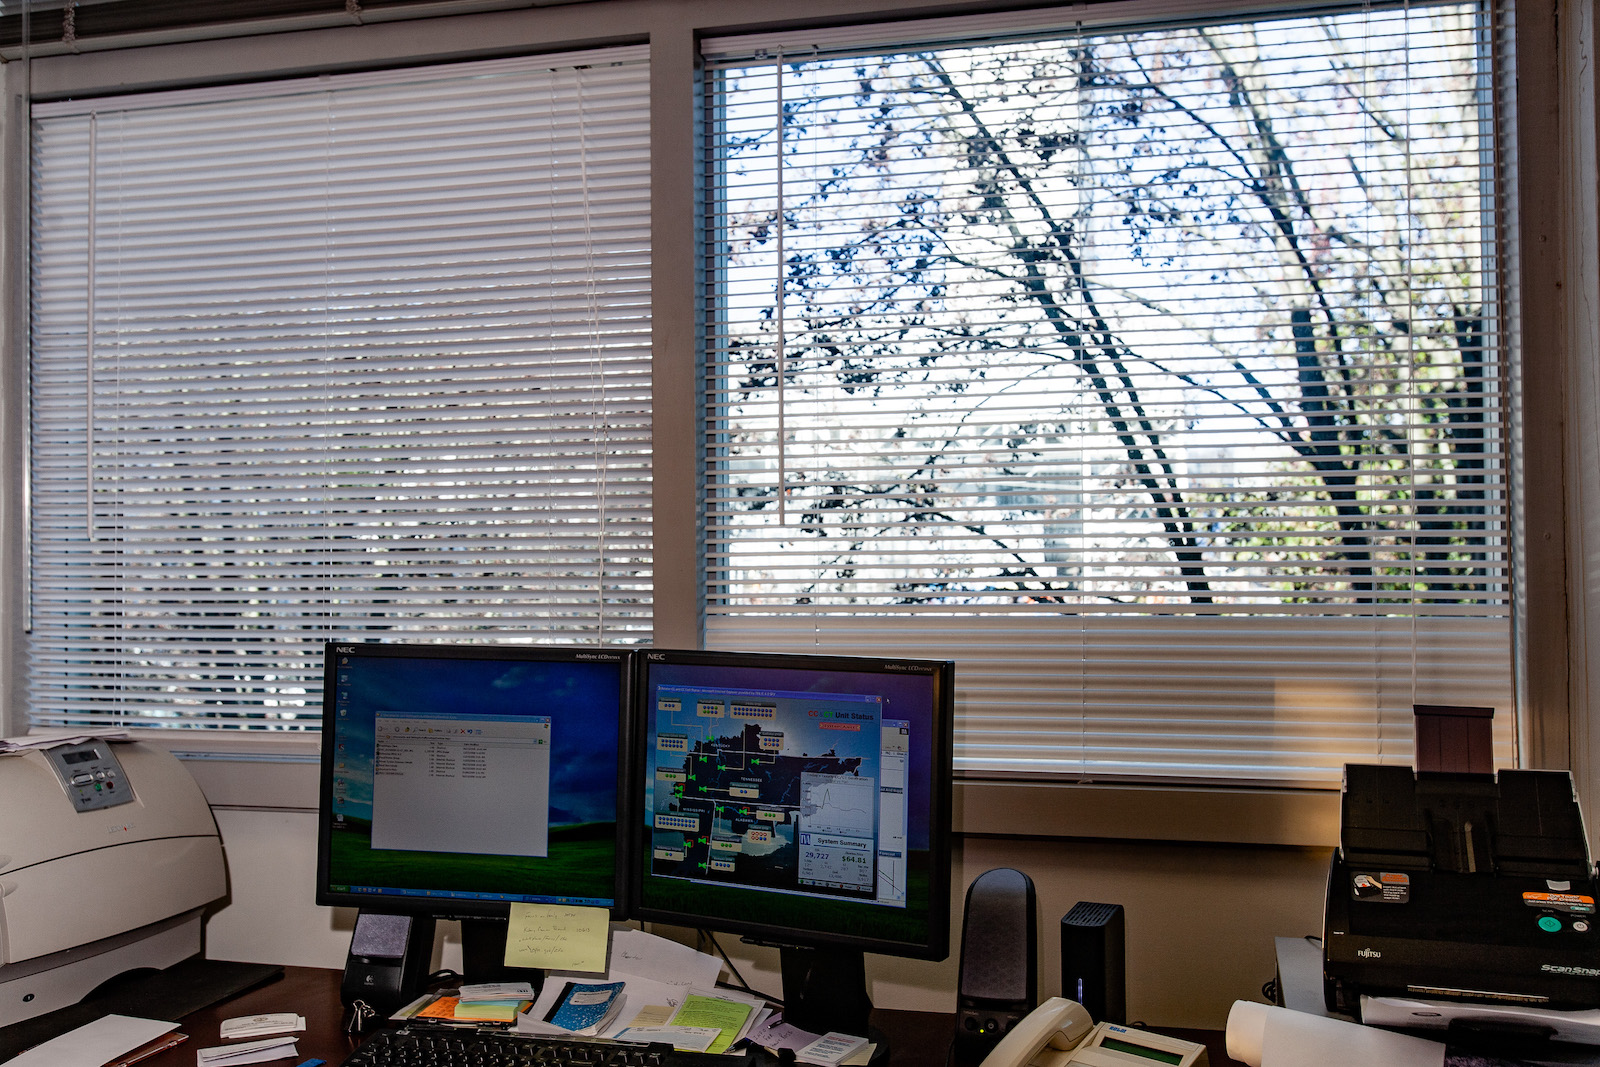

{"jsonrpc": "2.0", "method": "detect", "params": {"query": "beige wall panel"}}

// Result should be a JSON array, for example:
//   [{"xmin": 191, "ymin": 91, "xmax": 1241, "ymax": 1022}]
[
  {"xmin": 206, "ymin": 809, "xmax": 466, "ymax": 974},
  {"xmin": 649, "ymin": 835, "xmax": 1327, "ymax": 1030},
  {"xmin": 204, "ymin": 808, "xmax": 356, "ymax": 971},
  {"xmin": 958, "ymin": 836, "xmax": 1330, "ymax": 1030}
]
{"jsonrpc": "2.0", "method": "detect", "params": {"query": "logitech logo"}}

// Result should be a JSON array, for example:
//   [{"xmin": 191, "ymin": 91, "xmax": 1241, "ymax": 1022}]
[{"xmin": 1357, "ymin": 948, "xmax": 1382, "ymax": 959}]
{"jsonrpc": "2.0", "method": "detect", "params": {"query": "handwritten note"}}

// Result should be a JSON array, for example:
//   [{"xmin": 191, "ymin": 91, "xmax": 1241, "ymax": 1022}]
[{"xmin": 503, "ymin": 902, "xmax": 609, "ymax": 972}]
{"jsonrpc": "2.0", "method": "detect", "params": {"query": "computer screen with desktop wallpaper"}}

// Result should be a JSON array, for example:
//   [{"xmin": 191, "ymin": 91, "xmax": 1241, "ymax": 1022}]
[{"xmin": 315, "ymin": 641, "xmax": 632, "ymax": 998}]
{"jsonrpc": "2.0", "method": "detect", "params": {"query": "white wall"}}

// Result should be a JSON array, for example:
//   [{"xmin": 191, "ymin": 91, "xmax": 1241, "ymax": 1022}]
[{"xmin": 204, "ymin": 809, "xmax": 359, "ymax": 972}]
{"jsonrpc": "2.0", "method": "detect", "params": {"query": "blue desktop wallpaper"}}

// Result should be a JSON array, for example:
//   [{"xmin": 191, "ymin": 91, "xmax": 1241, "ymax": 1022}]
[
  {"xmin": 323, "ymin": 649, "xmax": 625, "ymax": 908},
  {"xmin": 332, "ymin": 655, "xmax": 622, "ymax": 828}
]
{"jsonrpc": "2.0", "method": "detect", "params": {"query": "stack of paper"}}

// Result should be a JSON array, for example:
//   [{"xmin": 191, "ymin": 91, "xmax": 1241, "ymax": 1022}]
[
  {"xmin": 795, "ymin": 1032, "xmax": 871, "ymax": 1065},
  {"xmin": 452, "ymin": 982, "xmax": 537, "ymax": 1022},
  {"xmin": 415, "ymin": 996, "xmax": 532, "ymax": 1024},
  {"xmin": 8, "ymin": 1015, "xmax": 180, "ymax": 1067},
  {"xmin": 749, "ymin": 1014, "xmax": 876, "ymax": 1065},
  {"xmin": 514, "ymin": 929, "xmax": 790, "ymax": 1054},
  {"xmin": 663, "ymin": 988, "xmax": 770, "ymax": 1055},
  {"xmin": 0, "ymin": 728, "xmax": 130, "ymax": 753},
  {"xmin": 519, "ymin": 930, "xmax": 748, "ymax": 1050}
]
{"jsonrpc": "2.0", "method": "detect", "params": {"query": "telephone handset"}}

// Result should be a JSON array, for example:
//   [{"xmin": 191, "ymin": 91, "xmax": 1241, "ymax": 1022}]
[
  {"xmin": 980, "ymin": 998, "xmax": 1094, "ymax": 1066},
  {"xmin": 978, "ymin": 997, "xmax": 1206, "ymax": 1067}
]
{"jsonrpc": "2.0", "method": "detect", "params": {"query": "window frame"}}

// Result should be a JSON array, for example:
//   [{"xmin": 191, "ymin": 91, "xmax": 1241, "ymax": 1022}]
[{"xmin": 0, "ymin": 0, "xmax": 1566, "ymax": 847}]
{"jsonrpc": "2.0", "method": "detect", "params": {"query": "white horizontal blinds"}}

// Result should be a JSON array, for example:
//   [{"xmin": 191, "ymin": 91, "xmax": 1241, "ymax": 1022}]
[
  {"xmin": 720, "ymin": 613, "xmax": 1512, "ymax": 781},
  {"xmin": 703, "ymin": 7, "xmax": 1514, "ymax": 783},
  {"xmin": 29, "ymin": 47, "xmax": 652, "ymax": 730}
]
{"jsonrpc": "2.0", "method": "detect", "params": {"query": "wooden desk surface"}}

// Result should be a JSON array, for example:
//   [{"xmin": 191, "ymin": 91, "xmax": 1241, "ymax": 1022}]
[{"xmin": 129, "ymin": 966, "xmax": 1245, "ymax": 1067}]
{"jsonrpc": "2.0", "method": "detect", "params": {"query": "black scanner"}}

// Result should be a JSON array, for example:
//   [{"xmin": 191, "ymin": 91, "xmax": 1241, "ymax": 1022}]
[{"xmin": 1325, "ymin": 765, "xmax": 1600, "ymax": 1015}]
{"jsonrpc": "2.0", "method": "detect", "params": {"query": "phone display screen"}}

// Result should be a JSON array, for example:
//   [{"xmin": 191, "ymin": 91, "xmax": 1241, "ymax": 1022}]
[{"xmin": 1099, "ymin": 1037, "xmax": 1185, "ymax": 1064}]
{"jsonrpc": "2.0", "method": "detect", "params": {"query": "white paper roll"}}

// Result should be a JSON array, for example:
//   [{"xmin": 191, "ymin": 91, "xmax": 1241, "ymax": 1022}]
[
  {"xmin": 1224, "ymin": 1001, "xmax": 1446, "ymax": 1067},
  {"xmin": 1225, "ymin": 1001, "xmax": 1270, "ymax": 1065}
]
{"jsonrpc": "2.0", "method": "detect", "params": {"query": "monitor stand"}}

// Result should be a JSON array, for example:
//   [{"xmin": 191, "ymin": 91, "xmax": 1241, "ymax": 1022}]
[
  {"xmin": 459, "ymin": 916, "xmax": 546, "ymax": 990},
  {"xmin": 776, "ymin": 945, "xmax": 890, "ymax": 1063}
]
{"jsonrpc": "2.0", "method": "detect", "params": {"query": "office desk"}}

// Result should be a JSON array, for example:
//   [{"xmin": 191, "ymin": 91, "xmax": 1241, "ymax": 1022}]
[{"xmin": 127, "ymin": 966, "xmax": 1244, "ymax": 1067}]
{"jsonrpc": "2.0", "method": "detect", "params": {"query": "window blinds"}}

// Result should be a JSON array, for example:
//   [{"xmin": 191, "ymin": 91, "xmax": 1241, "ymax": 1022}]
[
  {"xmin": 28, "ymin": 46, "xmax": 652, "ymax": 730},
  {"xmin": 701, "ymin": 6, "xmax": 1515, "ymax": 784}
]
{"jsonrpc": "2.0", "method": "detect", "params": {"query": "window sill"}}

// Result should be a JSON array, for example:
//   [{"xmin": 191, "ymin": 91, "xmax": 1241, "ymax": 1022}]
[
  {"xmin": 129, "ymin": 730, "xmax": 321, "ymax": 812},
  {"xmin": 956, "ymin": 778, "xmax": 1339, "ymax": 847}
]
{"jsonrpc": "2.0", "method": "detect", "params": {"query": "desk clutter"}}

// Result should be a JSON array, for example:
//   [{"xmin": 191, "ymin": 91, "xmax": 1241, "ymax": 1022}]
[{"xmin": 374, "ymin": 928, "xmax": 876, "ymax": 1065}]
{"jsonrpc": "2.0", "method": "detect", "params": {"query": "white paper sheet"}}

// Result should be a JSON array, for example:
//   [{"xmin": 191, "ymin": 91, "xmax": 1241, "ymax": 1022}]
[
  {"xmin": 0, "ymin": 729, "xmax": 130, "ymax": 753},
  {"xmin": 749, "ymin": 1014, "xmax": 824, "ymax": 1055},
  {"xmin": 613, "ymin": 1025, "xmax": 722, "ymax": 1052},
  {"xmin": 194, "ymin": 1034, "xmax": 299, "ymax": 1065},
  {"xmin": 7, "ymin": 1014, "xmax": 178, "ymax": 1067},
  {"xmin": 797, "ymin": 1031, "xmax": 869, "ymax": 1065},
  {"xmin": 1226, "ymin": 1001, "xmax": 1445, "ymax": 1067},
  {"xmin": 608, "ymin": 929, "xmax": 724, "ymax": 989}
]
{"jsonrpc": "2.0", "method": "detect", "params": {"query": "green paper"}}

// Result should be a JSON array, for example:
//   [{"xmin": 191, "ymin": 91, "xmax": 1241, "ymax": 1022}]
[{"xmin": 667, "ymin": 994, "xmax": 755, "ymax": 1055}]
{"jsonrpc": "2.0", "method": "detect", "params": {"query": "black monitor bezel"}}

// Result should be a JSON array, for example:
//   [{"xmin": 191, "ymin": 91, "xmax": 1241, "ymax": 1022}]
[
  {"xmin": 314, "ymin": 639, "xmax": 635, "ymax": 921},
  {"xmin": 629, "ymin": 647, "xmax": 954, "ymax": 961}
]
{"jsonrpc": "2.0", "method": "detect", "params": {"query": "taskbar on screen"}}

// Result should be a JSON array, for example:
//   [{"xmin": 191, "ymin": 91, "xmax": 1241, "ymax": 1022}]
[{"xmin": 334, "ymin": 885, "xmax": 614, "ymax": 908}]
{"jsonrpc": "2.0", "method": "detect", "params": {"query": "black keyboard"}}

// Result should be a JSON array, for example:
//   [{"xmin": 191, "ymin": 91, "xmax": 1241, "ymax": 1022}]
[{"xmin": 340, "ymin": 1025, "xmax": 747, "ymax": 1066}]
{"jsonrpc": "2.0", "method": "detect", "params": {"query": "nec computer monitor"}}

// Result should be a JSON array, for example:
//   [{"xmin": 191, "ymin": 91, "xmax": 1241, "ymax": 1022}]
[
  {"xmin": 632, "ymin": 648, "xmax": 954, "ymax": 1033},
  {"xmin": 315, "ymin": 641, "xmax": 631, "ymax": 979}
]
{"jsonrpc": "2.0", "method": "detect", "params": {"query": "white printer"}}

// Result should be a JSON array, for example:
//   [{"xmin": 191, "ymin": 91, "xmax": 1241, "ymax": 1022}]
[{"xmin": 0, "ymin": 737, "xmax": 227, "ymax": 1025}]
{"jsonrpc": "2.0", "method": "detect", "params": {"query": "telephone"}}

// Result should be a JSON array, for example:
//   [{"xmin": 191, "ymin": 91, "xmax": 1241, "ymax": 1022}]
[{"xmin": 978, "ymin": 997, "xmax": 1206, "ymax": 1067}]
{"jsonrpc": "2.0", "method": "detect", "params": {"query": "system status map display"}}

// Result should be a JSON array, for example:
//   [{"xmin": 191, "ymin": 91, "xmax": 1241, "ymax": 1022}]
[{"xmin": 647, "ymin": 681, "xmax": 910, "ymax": 908}]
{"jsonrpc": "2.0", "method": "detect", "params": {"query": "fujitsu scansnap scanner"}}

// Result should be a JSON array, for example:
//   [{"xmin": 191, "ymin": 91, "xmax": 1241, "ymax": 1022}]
[{"xmin": 1324, "ymin": 764, "xmax": 1599, "ymax": 1015}]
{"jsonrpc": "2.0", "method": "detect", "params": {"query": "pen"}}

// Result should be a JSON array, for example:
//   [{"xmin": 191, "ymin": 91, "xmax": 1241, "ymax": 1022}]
[{"xmin": 294, "ymin": 1060, "xmax": 327, "ymax": 1067}]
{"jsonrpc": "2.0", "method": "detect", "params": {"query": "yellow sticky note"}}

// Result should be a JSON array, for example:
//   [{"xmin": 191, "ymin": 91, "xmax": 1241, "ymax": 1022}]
[
  {"xmin": 503, "ymin": 903, "xmax": 609, "ymax": 972},
  {"xmin": 628, "ymin": 1005, "xmax": 676, "ymax": 1028}
]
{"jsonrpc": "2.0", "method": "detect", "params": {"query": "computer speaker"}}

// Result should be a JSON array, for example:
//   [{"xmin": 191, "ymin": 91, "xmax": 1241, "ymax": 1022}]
[
  {"xmin": 1060, "ymin": 901, "xmax": 1125, "ymax": 1024},
  {"xmin": 954, "ymin": 867, "xmax": 1037, "ymax": 1057},
  {"xmin": 340, "ymin": 910, "xmax": 436, "ymax": 1015}
]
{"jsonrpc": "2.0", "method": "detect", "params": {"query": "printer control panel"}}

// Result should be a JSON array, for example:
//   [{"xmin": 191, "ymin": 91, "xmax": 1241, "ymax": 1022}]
[{"xmin": 44, "ymin": 741, "xmax": 134, "ymax": 812}]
